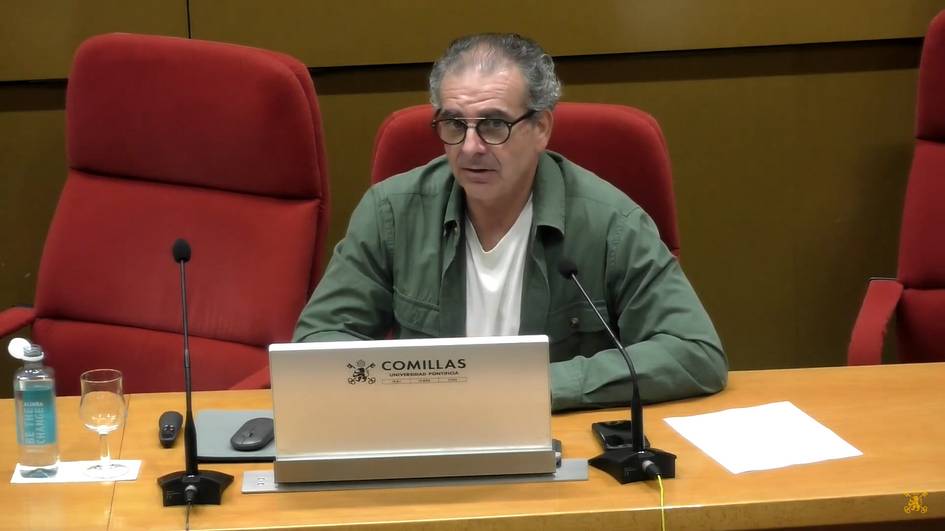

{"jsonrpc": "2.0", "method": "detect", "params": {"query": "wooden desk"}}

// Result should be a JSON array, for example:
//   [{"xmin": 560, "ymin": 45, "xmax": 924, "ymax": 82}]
[{"xmin": 5, "ymin": 363, "xmax": 945, "ymax": 530}]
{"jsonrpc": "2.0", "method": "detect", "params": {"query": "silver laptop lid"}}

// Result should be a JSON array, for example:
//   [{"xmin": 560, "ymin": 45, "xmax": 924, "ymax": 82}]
[{"xmin": 268, "ymin": 335, "xmax": 552, "ymax": 460}]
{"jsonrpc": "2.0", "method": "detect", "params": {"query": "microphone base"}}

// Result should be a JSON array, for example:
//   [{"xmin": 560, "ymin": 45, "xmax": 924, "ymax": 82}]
[
  {"xmin": 590, "ymin": 447, "xmax": 677, "ymax": 484},
  {"xmin": 158, "ymin": 470, "xmax": 234, "ymax": 506}
]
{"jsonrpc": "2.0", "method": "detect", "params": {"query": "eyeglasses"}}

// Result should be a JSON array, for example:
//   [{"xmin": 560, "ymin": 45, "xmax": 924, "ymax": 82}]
[{"xmin": 431, "ymin": 110, "xmax": 537, "ymax": 145}]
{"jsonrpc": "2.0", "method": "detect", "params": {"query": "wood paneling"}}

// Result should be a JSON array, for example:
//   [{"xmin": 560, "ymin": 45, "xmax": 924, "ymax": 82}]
[
  {"xmin": 0, "ymin": 1, "xmax": 187, "ymax": 81},
  {"xmin": 0, "ymin": 3, "xmax": 938, "ymax": 396},
  {"xmin": 189, "ymin": 0, "xmax": 945, "ymax": 66}
]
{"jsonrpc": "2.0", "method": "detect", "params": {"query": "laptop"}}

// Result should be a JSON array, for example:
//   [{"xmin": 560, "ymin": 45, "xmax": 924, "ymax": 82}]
[{"xmin": 268, "ymin": 335, "xmax": 556, "ymax": 483}]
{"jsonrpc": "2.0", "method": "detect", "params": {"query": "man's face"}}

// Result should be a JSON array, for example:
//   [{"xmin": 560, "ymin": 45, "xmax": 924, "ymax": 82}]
[{"xmin": 437, "ymin": 66, "xmax": 552, "ymax": 209}]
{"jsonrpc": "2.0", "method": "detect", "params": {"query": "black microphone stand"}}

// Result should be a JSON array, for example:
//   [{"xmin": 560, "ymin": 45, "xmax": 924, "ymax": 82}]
[
  {"xmin": 560, "ymin": 261, "xmax": 676, "ymax": 484},
  {"xmin": 158, "ymin": 239, "xmax": 233, "ymax": 506}
]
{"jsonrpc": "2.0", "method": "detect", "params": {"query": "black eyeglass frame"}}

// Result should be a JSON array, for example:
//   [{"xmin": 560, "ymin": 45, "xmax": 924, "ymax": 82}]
[{"xmin": 430, "ymin": 109, "xmax": 538, "ymax": 145}]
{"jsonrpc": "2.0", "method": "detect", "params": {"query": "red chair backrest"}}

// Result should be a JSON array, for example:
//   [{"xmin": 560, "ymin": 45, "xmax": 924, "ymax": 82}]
[
  {"xmin": 371, "ymin": 102, "xmax": 680, "ymax": 255},
  {"xmin": 896, "ymin": 11, "xmax": 945, "ymax": 361},
  {"xmin": 32, "ymin": 33, "xmax": 330, "ymax": 395}
]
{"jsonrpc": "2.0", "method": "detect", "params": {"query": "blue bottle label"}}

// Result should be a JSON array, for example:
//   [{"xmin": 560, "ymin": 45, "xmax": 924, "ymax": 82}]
[{"xmin": 18, "ymin": 387, "xmax": 57, "ymax": 445}]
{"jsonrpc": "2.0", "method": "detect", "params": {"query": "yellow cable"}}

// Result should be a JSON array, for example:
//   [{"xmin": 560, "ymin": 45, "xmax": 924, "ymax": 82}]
[{"xmin": 657, "ymin": 474, "xmax": 666, "ymax": 531}]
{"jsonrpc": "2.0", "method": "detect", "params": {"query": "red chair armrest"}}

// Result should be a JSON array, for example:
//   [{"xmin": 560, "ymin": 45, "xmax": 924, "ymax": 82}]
[
  {"xmin": 847, "ymin": 279, "xmax": 904, "ymax": 366},
  {"xmin": 230, "ymin": 366, "xmax": 270, "ymax": 390},
  {"xmin": 0, "ymin": 306, "xmax": 37, "ymax": 337}
]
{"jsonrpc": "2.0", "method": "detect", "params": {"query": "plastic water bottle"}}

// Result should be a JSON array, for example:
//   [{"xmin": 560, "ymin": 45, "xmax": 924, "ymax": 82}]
[{"xmin": 9, "ymin": 337, "xmax": 59, "ymax": 478}]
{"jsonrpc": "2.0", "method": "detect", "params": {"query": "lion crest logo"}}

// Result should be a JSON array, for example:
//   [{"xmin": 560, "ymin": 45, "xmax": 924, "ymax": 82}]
[
  {"xmin": 903, "ymin": 492, "xmax": 929, "ymax": 514},
  {"xmin": 346, "ymin": 360, "xmax": 376, "ymax": 385}
]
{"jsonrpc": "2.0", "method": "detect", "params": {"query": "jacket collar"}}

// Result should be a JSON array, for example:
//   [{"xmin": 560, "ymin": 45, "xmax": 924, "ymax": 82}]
[{"xmin": 442, "ymin": 151, "xmax": 566, "ymax": 237}]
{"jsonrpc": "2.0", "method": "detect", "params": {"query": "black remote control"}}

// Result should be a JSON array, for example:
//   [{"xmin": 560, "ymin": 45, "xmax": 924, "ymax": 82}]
[{"xmin": 158, "ymin": 410, "xmax": 183, "ymax": 448}]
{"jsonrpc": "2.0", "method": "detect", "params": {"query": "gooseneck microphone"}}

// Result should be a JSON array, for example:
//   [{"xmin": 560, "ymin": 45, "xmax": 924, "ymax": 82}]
[
  {"xmin": 159, "ymin": 239, "xmax": 233, "ymax": 508},
  {"xmin": 557, "ymin": 257, "xmax": 676, "ymax": 484},
  {"xmin": 173, "ymin": 239, "xmax": 199, "ymax": 478}
]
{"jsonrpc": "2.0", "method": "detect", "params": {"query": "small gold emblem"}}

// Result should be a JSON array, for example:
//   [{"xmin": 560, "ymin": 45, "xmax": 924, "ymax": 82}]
[{"xmin": 903, "ymin": 492, "xmax": 928, "ymax": 515}]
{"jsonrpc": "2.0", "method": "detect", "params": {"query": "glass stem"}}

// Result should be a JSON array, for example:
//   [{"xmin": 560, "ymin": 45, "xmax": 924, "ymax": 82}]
[{"xmin": 99, "ymin": 434, "xmax": 111, "ymax": 467}]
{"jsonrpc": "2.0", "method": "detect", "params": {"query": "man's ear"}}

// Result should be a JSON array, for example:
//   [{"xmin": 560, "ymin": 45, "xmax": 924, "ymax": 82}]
[{"xmin": 535, "ymin": 109, "xmax": 554, "ymax": 150}]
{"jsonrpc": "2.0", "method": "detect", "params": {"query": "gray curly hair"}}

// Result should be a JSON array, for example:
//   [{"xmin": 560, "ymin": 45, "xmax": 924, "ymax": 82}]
[{"xmin": 429, "ymin": 33, "xmax": 562, "ymax": 113}]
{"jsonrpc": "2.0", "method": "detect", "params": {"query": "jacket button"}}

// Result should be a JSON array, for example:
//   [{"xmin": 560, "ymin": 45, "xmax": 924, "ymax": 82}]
[{"xmin": 569, "ymin": 317, "xmax": 579, "ymax": 329}]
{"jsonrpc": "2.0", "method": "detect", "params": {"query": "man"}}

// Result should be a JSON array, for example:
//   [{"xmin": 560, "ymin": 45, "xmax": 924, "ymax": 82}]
[{"xmin": 294, "ymin": 33, "xmax": 727, "ymax": 411}]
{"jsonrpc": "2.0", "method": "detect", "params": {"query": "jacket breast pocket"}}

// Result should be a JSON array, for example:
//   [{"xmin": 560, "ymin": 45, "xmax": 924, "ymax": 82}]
[
  {"xmin": 547, "ymin": 302, "xmax": 616, "ymax": 362},
  {"xmin": 392, "ymin": 290, "xmax": 439, "ymax": 339}
]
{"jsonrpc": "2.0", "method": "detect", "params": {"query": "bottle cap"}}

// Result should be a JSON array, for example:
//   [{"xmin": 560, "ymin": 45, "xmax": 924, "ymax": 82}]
[{"xmin": 7, "ymin": 337, "xmax": 44, "ymax": 361}]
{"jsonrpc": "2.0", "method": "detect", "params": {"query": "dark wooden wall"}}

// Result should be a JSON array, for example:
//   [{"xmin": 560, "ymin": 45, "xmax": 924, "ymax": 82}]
[{"xmin": 3, "ymin": 0, "xmax": 944, "ymax": 395}]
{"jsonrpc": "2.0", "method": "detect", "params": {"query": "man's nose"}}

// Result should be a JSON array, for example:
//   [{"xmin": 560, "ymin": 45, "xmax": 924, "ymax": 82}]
[{"xmin": 460, "ymin": 125, "xmax": 488, "ymax": 155}]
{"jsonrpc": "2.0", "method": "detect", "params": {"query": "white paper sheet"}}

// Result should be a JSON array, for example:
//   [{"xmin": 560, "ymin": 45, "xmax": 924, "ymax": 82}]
[
  {"xmin": 664, "ymin": 401, "xmax": 862, "ymax": 474},
  {"xmin": 10, "ymin": 460, "xmax": 141, "ymax": 484}
]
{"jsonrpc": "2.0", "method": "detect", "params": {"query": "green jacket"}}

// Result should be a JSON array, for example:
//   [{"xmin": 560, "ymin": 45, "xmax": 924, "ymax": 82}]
[{"xmin": 294, "ymin": 152, "xmax": 727, "ymax": 411}]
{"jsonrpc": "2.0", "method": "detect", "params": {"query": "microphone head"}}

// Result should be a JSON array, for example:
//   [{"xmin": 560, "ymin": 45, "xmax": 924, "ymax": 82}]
[
  {"xmin": 172, "ymin": 239, "xmax": 191, "ymax": 263},
  {"xmin": 557, "ymin": 257, "xmax": 578, "ymax": 279}
]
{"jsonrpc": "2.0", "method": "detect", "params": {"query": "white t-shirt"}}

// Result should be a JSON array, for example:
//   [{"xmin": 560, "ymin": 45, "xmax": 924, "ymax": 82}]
[{"xmin": 464, "ymin": 197, "xmax": 533, "ymax": 337}]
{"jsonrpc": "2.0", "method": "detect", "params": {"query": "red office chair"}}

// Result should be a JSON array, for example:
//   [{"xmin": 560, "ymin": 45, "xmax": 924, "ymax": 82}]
[
  {"xmin": 847, "ymin": 11, "xmax": 945, "ymax": 365},
  {"xmin": 0, "ymin": 33, "xmax": 331, "ymax": 395},
  {"xmin": 371, "ymin": 102, "xmax": 680, "ymax": 255}
]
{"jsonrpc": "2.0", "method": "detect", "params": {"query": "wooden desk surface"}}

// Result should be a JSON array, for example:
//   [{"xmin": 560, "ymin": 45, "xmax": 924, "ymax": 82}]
[{"xmin": 5, "ymin": 363, "xmax": 945, "ymax": 530}]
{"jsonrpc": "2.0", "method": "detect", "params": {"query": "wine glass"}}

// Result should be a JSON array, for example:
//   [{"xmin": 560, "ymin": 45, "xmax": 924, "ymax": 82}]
[{"xmin": 79, "ymin": 369, "xmax": 127, "ymax": 479}]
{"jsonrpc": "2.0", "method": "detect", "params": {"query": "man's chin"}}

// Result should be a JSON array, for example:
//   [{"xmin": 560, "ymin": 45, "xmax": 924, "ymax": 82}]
[{"xmin": 457, "ymin": 179, "xmax": 500, "ymax": 203}]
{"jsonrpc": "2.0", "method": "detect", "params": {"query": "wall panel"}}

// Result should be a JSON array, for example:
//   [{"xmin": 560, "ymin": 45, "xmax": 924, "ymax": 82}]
[
  {"xmin": 0, "ymin": 2, "xmax": 937, "ymax": 395},
  {"xmin": 190, "ymin": 0, "xmax": 945, "ymax": 66},
  {"xmin": 0, "ymin": 1, "xmax": 187, "ymax": 81}
]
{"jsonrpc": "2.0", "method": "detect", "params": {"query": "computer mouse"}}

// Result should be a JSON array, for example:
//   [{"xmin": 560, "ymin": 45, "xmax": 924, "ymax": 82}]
[{"xmin": 230, "ymin": 417, "xmax": 274, "ymax": 451}]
